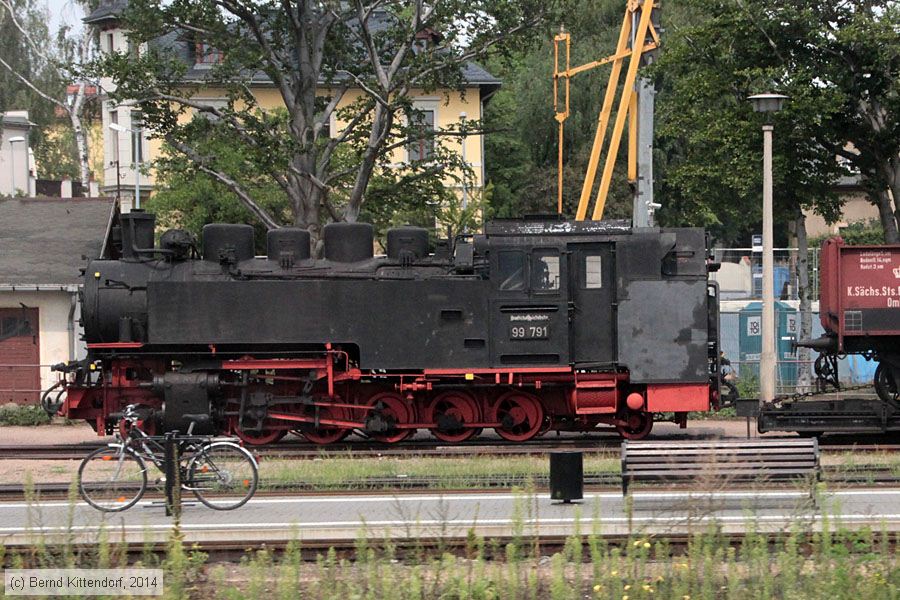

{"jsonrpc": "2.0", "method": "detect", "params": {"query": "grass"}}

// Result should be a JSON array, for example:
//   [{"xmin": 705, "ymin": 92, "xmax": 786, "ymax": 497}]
[
  {"xmin": 257, "ymin": 455, "xmax": 620, "ymax": 489},
  {"xmin": 12, "ymin": 451, "xmax": 900, "ymax": 491},
  {"xmin": 3, "ymin": 488, "xmax": 900, "ymax": 599},
  {"xmin": 0, "ymin": 404, "xmax": 51, "ymax": 426}
]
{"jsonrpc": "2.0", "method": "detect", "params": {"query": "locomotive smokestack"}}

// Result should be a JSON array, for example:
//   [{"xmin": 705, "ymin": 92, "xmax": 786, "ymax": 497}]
[{"xmin": 119, "ymin": 210, "xmax": 156, "ymax": 260}]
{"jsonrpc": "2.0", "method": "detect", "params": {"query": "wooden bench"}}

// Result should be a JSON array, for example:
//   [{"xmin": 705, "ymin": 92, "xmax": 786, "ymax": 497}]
[{"xmin": 621, "ymin": 439, "xmax": 820, "ymax": 496}]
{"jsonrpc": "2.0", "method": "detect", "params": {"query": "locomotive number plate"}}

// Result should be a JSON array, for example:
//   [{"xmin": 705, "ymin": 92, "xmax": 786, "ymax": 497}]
[{"xmin": 509, "ymin": 325, "xmax": 550, "ymax": 340}]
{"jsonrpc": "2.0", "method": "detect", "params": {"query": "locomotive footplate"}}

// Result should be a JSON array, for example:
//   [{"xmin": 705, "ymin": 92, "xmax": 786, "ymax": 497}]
[{"xmin": 758, "ymin": 398, "xmax": 900, "ymax": 434}]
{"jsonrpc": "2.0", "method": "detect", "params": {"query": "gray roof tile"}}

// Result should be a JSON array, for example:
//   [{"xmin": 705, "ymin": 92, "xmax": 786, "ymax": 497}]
[
  {"xmin": 84, "ymin": 0, "xmax": 128, "ymax": 24},
  {"xmin": 0, "ymin": 198, "xmax": 116, "ymax": 285}
]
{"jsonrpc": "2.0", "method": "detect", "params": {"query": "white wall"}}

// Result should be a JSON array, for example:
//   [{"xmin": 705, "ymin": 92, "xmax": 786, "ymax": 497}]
[
  {"xmin": 0, "ymin": 290, "xmax": 83, "ymax": 399},
  {"xmin": 0, "ymin": 124, "xmax": 31, "ymax": 196}
]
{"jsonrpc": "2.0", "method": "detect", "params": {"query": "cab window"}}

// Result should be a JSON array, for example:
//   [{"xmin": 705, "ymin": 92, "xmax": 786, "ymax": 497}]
[
  {"xmin": 584, "ymin": 254, "xmax": 603, "ymax": 288},
  {"xmin": 531, "ymin": 249, "xmax": 560, "ymax": 291},
  {"xmin": 497, "ymin": 250, "xmax": 526, "ymax": 291}
]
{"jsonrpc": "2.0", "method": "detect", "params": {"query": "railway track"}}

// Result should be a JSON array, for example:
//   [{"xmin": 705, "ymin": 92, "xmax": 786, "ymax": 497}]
[
  {"xmin": 3, "ymin": 436, "xmax": 900, "ymax": 460},
  {"xmin": 4, "ymin": 466, "xmax": 900, "ymax": 501}
]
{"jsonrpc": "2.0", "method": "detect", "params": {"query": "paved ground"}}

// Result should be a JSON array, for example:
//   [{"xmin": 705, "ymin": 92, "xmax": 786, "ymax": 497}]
[
  {"xmin": 0, "ymin": 419, "xmax": 770, "ymax": 447},
  {"xmin": 2, "ymin": 487, "xmax": 899, "ymax": 547}
]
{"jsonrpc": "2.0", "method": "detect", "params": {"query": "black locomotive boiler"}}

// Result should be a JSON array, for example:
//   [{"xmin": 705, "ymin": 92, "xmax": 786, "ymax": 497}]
[{"xmin": 57, "ymin": 210, "xmax": 721, "ymax": 444}]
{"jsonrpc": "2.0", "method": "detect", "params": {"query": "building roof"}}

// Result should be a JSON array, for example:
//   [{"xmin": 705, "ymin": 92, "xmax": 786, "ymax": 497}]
[
  {"xmin": 1, "ymin": 113, "xmax": 35, "ymax": 130},
  {"xmin": 0, "ymin": 198, "xmax": 116, "ymax": 286},
  {"xmin": 83, "ymin": 0, "xmax": 128, "ymax": 24}
]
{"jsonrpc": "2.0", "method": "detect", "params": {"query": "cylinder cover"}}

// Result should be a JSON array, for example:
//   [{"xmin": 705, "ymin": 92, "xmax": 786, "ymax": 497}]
[
  {"xmin": 202, "ymin": 223, "xmax": 255, "ymax": 262},
  {"xmin": 323, "ymin": 222, "xmax": 374, "ymax": 262}
]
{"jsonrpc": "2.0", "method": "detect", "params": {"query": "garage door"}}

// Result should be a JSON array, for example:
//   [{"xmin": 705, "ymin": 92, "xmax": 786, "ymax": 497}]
[{"xmin": 0, "ymin": 307, "xmax": 40, "ymax": 405}]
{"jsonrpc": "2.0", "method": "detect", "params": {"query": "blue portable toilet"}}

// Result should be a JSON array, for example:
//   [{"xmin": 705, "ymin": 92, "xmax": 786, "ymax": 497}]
[{"xmin": 738, "ymin": 301, "xmax": 798, "ymax": 391}]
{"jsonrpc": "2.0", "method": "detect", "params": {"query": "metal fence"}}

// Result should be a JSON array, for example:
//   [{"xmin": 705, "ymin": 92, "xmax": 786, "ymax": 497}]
[
  {"xmin": 711, "ymin": 247, "xmax": 820, "ymax": 301},
  {"xmin": 718, "ymin": 302, "xmax": 878, "ymax": 398}
]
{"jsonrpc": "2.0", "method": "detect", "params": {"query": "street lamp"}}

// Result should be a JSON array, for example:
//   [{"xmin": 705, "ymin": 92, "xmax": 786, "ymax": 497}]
[
  {"xmin": 109, "ymin": 119, "xmax": 143, "ymax": 210},
  {"xmin": 8, "ymin": 136, "xmax": 25, "ymax": 195},
  {"xmin": 459, "ymin": 111, "xmax": 468, "ymax": 212},
  {"xmin": 748, "ymin": 93, "xmax": 788, "ymax": 405}
]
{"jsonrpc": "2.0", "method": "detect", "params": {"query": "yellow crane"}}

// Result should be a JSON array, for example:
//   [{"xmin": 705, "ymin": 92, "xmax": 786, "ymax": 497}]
[{"xmin": 553, "ymin": 0, "xmax": 661, "ymax": 221}]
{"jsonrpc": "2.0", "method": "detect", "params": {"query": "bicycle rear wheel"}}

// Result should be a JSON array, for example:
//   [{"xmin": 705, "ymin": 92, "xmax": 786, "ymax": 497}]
[
  {"xmin": 187, "ymin": 442, "xmax": 258, "ymax": 510},
  {"xmin": 78, "ymin": 446, "xmax": 148, "ymax": 512}
]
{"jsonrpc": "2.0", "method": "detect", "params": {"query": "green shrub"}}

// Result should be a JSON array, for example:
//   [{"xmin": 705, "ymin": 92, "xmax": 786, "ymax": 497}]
[{"xmin": 0, "ymin": 404, "xmax": 51, "ymax": 426}]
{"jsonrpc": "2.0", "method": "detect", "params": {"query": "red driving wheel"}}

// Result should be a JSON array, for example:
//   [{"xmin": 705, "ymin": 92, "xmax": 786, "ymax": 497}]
[
  {"xmin": 296, "ymin": 404, "xmax": 352, "ymax": 445},
  {"xmin": 426, "ymin": 391, "xmax": 481, "ymax": 443},
  {"xmin": 228, "ymin": 415, "xmax": 287, "ymax": 446},
  {"xmin": 366, "ymin": 392, "xmax": 415, "ymax": 443},
  {"xmin": 490, "ymin": 392, "xmax": 544, "ymax": 442},
  {"xmin": 616, "ymin": 411, "xmax": 653, "ymax": 440}
]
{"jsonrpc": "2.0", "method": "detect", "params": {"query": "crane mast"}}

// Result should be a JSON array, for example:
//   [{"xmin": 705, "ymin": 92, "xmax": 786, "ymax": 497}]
[{"xmin": 553, "ymin": 0, "xmax": 661, "ymax": 224}]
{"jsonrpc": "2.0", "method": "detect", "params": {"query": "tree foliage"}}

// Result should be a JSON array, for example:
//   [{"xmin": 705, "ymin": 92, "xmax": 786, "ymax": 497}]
[
  {"xmin": 650, "ymin": 0, "xmax": 844, "ymax": 243},
  {"xmin": 485, "ymin": 0, "xmax": 899, "ymax": 247},
  {"xmin": 484, "ymin": 0, "xmax": 636, "ymax": 220},
  {"xmin": 0, "ymin": 0, "xmax": 101, "ymax": 186},
  {"xmin": 0, "ymin": 1, "xmax": 64, "ymax": 180},
  {"xmin": 103, "ymin": 0, "xmax": 555, "ymax": 241}
]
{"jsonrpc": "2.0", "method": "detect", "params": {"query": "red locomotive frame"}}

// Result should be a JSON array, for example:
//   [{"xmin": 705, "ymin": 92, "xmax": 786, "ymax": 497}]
[{"xmin": 62, "ymin": 345, "xmax": 712, "ymax": 445}]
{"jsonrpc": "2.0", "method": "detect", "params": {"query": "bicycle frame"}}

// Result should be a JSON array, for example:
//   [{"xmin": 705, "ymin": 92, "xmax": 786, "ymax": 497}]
[{"xmin": 107, "ymin": 423, "xmax": 225, "ymax": 491}]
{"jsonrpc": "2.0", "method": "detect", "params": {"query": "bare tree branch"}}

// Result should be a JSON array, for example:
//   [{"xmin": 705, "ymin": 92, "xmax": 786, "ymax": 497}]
[
  {"xmin": 353, "ymin": 0, "xmax": 390, "ymax": 89},
  {"xmin": 0, "ymin": 0, "xmax": 55, "ymax": 66},
  {"xmin": 0, "ymin": 54, "xmax": 66, "ymax": 109}
]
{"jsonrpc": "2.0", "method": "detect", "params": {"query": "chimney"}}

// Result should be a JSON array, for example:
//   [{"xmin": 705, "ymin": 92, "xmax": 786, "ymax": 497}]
[
  {"xmin": 61, "ymin": 176, "xmax": 73, "ymax": 198},
  {"xmin": 88, "ymin": 174, "xmax": 99, "ymax": 197}
]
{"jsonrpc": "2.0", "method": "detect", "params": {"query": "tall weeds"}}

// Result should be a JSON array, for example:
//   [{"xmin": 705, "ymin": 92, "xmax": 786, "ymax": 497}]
[{"xmin": 2, "ymin": 498, "xmax": 899, "ymax": 599}]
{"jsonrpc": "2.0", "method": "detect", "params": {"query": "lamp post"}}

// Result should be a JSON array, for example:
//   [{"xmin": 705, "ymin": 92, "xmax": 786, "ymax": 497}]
[
  {"xmin": 109, "ymin": 118, "xmax": 142, "ymax": 210},
  {"xmin": 8, "ymin": 136, "xmax": 25, "ymax": 195},
  {"xmin": 748, "ymin": 93, "xmax": 788, "ymax": 405},
  {"xmin": 459, "ymin": 111, "xmax": 468, "ymax": 213}
]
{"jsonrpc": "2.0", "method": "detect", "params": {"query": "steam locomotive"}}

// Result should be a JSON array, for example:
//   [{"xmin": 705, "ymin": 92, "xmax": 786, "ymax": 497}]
[{"xmin": 55, "ymin": 209, "xmax": 721, "ymax": 444}]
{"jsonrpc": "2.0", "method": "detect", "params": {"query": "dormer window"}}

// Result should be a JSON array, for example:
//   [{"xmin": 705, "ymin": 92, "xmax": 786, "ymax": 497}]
[
  {"xmin": 195, "ymin": 41, "xmax": 224, "ymax": 65},
  {"xmin": 412, "ymin": 28, "xmax": 441, "ymax": 55}
]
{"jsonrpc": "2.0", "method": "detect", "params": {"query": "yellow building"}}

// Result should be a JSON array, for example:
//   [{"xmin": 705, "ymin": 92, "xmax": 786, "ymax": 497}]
[
  {"xmin": 84, "ymin": 2, "xmax": 500, "ymax": 216},
  {"xmin": 805, "ymin": 173, "xmax": 886, "ymax": 238}
]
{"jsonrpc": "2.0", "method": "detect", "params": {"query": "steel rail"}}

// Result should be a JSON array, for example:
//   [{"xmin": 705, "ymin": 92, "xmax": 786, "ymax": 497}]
[{"xmin": 3, "ymin": 438, "xmax": 900, "ymax": 461}]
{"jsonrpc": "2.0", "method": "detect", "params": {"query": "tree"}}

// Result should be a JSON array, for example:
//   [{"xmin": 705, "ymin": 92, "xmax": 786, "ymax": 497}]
[
  {"xmin": 483, "ymin": 0, "xmax": 638, "ymax": 220},
  {"xmin": 0, "ymin": 0, "xmax": 98, "ymax": 187},
  {"xmin": 103, "ymin": 0, "xmax": 553, "ymax": 242},
  {"xmin": 655, "ymin": 0, "xmax": 899, "ymax": 244},
  {"xmin": 809, "ymin": 1, "xmax": 900, "ymax": 242}
]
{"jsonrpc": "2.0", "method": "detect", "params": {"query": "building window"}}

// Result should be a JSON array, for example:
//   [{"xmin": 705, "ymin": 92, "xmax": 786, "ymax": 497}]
[
  {"xmin": 407, "ymin": 108, "xmax": 435, "ymax": 162},
  {"xmin": 191, "ymin": 98, "xmax": 229, "ymax": 122},
  {"xmin": 109, "ymin": 110, "xmax": 119, "ymax": 164},
  {"xmin": 106, "ymin": 33, "xmax": 115, "ymax": 53},
  {"xmin": 0, "ymin": 315, "xmax": 32, "ymax": 338},
  {"xmin": 195, "ymin": 41, "xmax": 224, "ymax": 64},
  {"xmin": 532, "ymin": 249, "xmax": 560, "ymax": 291}
]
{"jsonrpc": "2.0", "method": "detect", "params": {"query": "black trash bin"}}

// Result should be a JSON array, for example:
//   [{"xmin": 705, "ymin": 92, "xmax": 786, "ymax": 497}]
[{"xmin": 549, "ymin": 451, "xmax": 583, "ymax": 503}]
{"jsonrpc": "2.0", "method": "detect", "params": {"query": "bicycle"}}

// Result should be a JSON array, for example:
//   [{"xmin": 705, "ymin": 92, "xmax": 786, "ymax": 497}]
[{"xmin": 78, "ymin": 405, "xmax": 259, "ymax": 512}]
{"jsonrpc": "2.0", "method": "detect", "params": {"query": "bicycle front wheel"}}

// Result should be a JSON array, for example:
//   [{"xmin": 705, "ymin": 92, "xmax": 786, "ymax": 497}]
[
  {"xmin": 78, "ymin": 446, "xmax": 148, "ymax": 512},
  {"xmin": 187, "ymin": 442, "xmax": 258, "ymax": 510}
]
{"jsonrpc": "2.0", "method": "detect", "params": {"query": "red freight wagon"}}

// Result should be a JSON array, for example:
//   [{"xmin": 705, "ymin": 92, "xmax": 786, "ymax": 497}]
[{"xmin": 806, "ymin": 237, "xmax": 900, "ymax": 402}]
